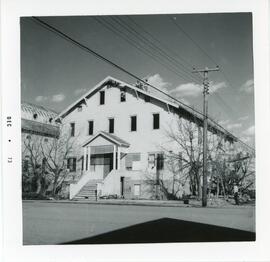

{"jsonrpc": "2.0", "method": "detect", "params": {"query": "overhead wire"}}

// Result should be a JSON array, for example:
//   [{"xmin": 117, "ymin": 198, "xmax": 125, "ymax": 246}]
[
  {"xmin": 31, "ymin": 16, "xmax": 254, "ymax": 152},
  {"xmin": 95, "ymin": 16, "xmax": 201, "ymax": 84}
]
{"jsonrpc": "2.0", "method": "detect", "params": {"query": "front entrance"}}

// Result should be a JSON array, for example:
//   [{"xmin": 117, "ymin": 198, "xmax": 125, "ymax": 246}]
[{"xmin": 91, "ymin": 153, "xmax": 113, "ymax": 178}]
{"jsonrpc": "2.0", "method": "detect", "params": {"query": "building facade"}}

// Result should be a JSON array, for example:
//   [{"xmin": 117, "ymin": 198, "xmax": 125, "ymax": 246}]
[{"xmin": 55, "ymin": 76, "xmax": 235, "ymax": 200}]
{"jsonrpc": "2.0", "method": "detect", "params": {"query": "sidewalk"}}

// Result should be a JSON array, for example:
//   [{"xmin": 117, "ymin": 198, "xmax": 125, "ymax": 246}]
[{"xmin": 23, "ymin": 198, "xmax": 255, "ymax": 208}]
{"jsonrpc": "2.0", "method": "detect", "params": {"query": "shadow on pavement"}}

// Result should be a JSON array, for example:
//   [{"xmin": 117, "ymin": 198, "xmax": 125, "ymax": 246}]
[{"xmin": 63, "ymin": 217, "xmax": 255, "ymax": 244}]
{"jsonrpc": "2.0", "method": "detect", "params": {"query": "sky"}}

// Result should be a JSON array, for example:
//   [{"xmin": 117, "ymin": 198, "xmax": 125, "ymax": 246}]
[{"xmin": 21, "ymin": 13, "xmax": 255, "ymax": 147}]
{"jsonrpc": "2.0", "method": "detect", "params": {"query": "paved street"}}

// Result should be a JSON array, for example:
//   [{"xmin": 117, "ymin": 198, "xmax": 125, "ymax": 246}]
[{"xmin": 23, "ymin": 201, "xmax": 255, "ymax": 245}]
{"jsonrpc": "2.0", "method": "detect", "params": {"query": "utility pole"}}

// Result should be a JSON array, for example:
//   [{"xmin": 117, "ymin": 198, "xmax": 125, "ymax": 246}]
[{"xmin": 193, "ymin": 66, "xmax": 219, "ymax": 207}]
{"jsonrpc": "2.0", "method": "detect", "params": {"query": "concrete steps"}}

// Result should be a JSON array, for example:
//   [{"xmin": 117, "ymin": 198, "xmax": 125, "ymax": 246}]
[{"xmin": 73, "ymin": 181, "xmax": 97, "ymax": 200}]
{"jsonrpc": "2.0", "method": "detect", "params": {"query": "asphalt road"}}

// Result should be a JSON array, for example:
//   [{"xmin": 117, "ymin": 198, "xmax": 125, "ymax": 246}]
[{"xmin": 23, "ymin": 201, "xmax": 255, "ymax": 245}]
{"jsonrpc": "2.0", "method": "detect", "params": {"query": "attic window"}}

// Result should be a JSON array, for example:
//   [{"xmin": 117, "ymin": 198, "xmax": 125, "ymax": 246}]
[
  {"xmin": 100, "ymin": 90, "xmax": 105, "ymax": 105},
  {"xmin": 120, "ymin": 88, "xmax": 126, "ymax": 102},
  {"xmin": 33, "ymin": 113, "xmax": 38, "ymax": 119},
  {"xmin": 78, "ymin": 105, "xmax": 82, "ymax": 112},
  {"xmin": 49, "ymin": 118, "xmax": 53, "ymax": 123}
]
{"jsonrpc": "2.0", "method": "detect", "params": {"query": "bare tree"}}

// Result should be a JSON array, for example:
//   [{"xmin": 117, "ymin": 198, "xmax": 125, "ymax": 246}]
[
  {"xmin": 40, "ymin": 126, "xmax": 79, "ymax": 196},
  {"xmin": 22, "ymin": 135, "xmax": 46, "ymax": 194}
]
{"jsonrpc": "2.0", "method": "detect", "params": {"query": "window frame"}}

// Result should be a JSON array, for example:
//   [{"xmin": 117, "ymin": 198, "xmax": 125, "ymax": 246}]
[
  {"xmin": 108, "ymin": 117, "xmax": 115, "ymax": 134},
  {"xmin": 100, "ymin": 90, "xmax": 105, "ymax": 105},
  {"xmin": 67, "ymin": 157, "xmax": 77, "ymax": 172},
  {"xmin": 88, "ymin": 120, "xmax": 94, "ymax": 136},
  {"xmin": 153, "ymin": 113, "xmax": 160, "ymax": 130},
  {"xmin": 130, "ymin": 115, "xmax": 137, "ymax": 132},
  {"xmin": 120, "ymin": 87, "xmax": 126, "ymax": 102},
  {"xmin": 70, "ymin": 122, "xmax": 75, "ymax": 137}
]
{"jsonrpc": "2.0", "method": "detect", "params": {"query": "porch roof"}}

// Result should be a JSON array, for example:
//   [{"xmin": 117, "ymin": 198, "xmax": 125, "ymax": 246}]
[{"xmin": 82, "ymin": 131, "xmax": 130, "ymax": 148}]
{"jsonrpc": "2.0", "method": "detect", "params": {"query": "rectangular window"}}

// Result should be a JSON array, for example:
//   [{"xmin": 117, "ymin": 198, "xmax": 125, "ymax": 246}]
[
  {"xmin": 109, "ymin": 118, "xmax": 114, "ymax": 133},
  {"xmin": 88, "ymin": 120, "xmax": 94, "ymax": 135},
  {"xmin": 100, "ymin": 90, "xmax": 105, "ymax": 105},
  {"xmin": 77, "ymin": 105, "xmax": 82, "ymax": 112},
  {"xmin": 67, "ymin": 157, "xmax": 76, "ymax": 172},
  {"xmin": 153, "ymin": 113, "xmax": 160, "ymax": 129},
  {"xmin": 70, "ymin": 123, "xmax": 75, "ymax": 137},
  {"xmin": 131, "ymin": 115, "xmax": 137, "ymax": 131},
  {"xmin": 120, "ymin": 88, "xmax": 126, "ymax": 102},
  {"xmin": 125, "ymin": 153, "xmax": 141, "ymax": 170}
]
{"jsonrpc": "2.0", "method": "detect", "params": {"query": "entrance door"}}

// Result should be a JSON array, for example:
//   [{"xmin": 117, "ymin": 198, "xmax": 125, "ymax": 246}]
[{"xmin": 103, "ymin": 153, "xmax": 113, "ymax": 178}]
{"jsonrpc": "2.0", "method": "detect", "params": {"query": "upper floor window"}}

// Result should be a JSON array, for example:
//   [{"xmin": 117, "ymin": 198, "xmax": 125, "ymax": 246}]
[
  {"xmin": 100, "ymin": 90, "xmax": 105, "ymax": 105},
  {"xmin": 120, "ymin": 88, "xmax": 126, "ymax": 102},
  {"xmin": 153, "ymin": 113, "xmax": 160, "ymax": 129},
  {"xmin": 109, "ymin": 118, "xmax": 114, "ymax": 133},
  {"xmin": 88, "ymin": 120, "xmax": 94, "ymax": 135},
  {"xmin": 33, "ymin": 113, "xmax": 38, "ymax": 120},
  {"xmin": 70, "ymin": 122, "xmax": 75, "ymax": 137},
  {"xmin": 77, "ymin": 105, "xmax": 82, "ymax": 112},
  {"xmin": 131, "ymin": 115, "xmax": 137, "ymax": 132}
]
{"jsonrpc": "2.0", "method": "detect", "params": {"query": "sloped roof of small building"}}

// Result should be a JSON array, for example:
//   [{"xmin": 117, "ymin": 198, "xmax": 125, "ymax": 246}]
[
  {"xmin": 82, "ymin": 131, "xmax": 130, "ymax": 147},
  {"xmin": 21, "ymin": 102, "xmax": 60, "ymax": 138}
]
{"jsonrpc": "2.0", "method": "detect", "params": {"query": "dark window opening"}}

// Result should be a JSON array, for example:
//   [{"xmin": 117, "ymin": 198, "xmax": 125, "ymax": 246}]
[
  {"xmin": 131, "ymin": 116, "xmax": 137, "ymax": 131},
  {"xmin": 49, "ymin": 117, "xmax": 53, "ymax": 123},
  {"xmin": 120, "ymin": 88, "xmax": 126, "ymax": 102},
  {"xmin": 153, "ymin": 113, "xmax": 160, "ymax": 129},
  {"xmin": 109, "ymin": 118, "xmax": 114, "ymax": 133},
  {"xmin": 70, "ymin": 123, "xmax": 75, "ymax": 137},
  {"xmin": 145, "ymin": 95, "xmax": 150, "ymax": 102},
  {"xmin": 33, "ymin": 113, "xmax": 38, "ymax": 119},
  {"xmin": 156, "ymin": 153, "xmax": 164, "ymax": 170},
  {"xmin": 67, "ymin": 157, "xmax": 76, "ymax": 172},
  {"xmin": 88, "ymin": 120, "xmax": 94, "ymax": 135},
  {"xmin": 100, "ymin": 90, "xmax": 105, "ymax": 105}
]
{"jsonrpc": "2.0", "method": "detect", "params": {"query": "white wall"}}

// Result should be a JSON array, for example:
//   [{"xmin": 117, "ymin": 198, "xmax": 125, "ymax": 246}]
[{"xmin": 62, "ymin": 84, "xmax": 179, "ymax": 170}]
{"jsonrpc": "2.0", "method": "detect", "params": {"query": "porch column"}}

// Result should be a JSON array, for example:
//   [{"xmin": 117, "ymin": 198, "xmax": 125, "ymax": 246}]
[
  {"xmin": 83, "ymin": 147, "xmax": 87, "ymax": 171},
  {"xmin": 113, "ymin": 144, "xmax": 116, "ymax": 170},
  {"xmin": 117, "ymin": 146, "xmax": 121, "ymax": 170},
  {"xmin": 87, "ymin": 146, "xmax": 91, "ymax": 171}
]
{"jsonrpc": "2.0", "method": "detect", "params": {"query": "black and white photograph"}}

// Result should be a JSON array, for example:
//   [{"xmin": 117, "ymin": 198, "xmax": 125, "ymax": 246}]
[
  {"xmin": 21, "ymin": 13, "xmax": 256, "ymax": 245},
  {"xmin": 1, "ymin": 0, "xmax": 270, "ymax": 261}
]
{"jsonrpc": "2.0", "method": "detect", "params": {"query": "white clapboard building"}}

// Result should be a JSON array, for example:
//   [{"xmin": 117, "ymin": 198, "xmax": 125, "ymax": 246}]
[{"xmin": 55, "ymin": 76, "xmax": 235, "ymax": 200}]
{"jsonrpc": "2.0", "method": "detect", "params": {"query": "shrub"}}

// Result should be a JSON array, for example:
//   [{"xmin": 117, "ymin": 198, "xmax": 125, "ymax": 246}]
[{"xmin": 22, "ymin": 192, "xmax": 50, "ymax": 200}]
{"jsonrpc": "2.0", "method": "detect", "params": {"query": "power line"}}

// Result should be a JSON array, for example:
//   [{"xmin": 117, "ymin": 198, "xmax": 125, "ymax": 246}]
[
  {"xmin": 96, "ymin": 16, "xmax": 201, "ymax": 84},
  {"xmin": 31, "ymin": 16, "xmax": 254, "ymax": 152}
]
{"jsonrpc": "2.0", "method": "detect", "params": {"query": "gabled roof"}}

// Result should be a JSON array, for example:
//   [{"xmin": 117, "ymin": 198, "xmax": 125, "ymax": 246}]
[
  {"xmin": 82, "ymin": 131, "xmax": 130, "ymax": 148},
  {"xmin": 55, "ymin": 76, "xmax": 179, "ymax": 120},
  {"xmin": 55, "ymin": 76, "xmax": 236, "ymax": 142}
]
